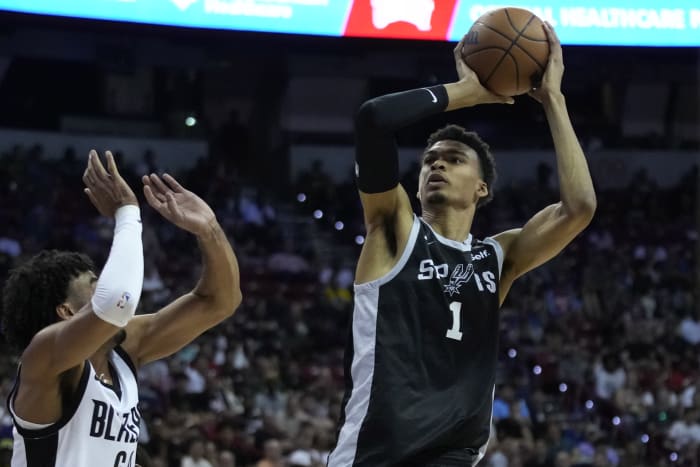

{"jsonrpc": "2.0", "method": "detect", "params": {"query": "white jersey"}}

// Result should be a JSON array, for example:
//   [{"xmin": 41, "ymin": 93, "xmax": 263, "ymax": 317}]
[{"xmin": 7, "ymin": 347, "xmax": 140, "ymax": 467}]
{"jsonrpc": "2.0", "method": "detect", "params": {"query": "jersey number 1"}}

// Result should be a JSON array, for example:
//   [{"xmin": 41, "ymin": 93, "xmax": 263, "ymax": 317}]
[{"xmin": 445, "ymin": 301, "xmax": 463, "ymax": 341}]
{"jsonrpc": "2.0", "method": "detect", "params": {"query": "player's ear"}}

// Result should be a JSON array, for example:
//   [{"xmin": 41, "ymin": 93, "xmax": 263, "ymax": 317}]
[
  {"xmin": 55, "ymin": 303, "xmax": 74, "ymax": 321},
  {"xmin": 416, "ymin": 190, "xmax": 422, "ymax": 201},
  {"xmin": 476, "ymin": 181, "xmax": 488, "ymax": 200}
]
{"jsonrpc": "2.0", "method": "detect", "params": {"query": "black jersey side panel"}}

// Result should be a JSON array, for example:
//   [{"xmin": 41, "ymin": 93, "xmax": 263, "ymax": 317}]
[{"xmin": 24, "ymin": 434, "xmax": 59, "ymax": 467}]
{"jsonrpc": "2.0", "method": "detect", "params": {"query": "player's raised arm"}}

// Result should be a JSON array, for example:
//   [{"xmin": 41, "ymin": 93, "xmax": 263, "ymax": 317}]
[
  {"xmin": 16, "ymin": 150, "xmax": 144, "ymax": 380},
  {"xmin": 494, "ymin": 23, "xmax": 597, "ymax": 300},
  {"xmin": 120, "ymin": 173, "xmax": 242, "ymax": 368},
  {"xmin": 355, "ymin": 38, "xmax": 512, "ymax": 283},
  {"xmin": 356, "ymin": 38, "xmax": 512, "ymax": 230}
]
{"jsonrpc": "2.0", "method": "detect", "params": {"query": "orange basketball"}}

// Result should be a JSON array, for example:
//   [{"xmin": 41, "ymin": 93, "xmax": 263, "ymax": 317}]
[{"xmin": 461, "ymin": 8, "xmax": 550, "ymax": 97}]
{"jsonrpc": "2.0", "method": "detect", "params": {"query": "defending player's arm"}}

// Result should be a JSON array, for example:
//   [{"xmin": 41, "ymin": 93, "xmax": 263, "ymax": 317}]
[
  {"xmin": 494, "ymin": 23, "xmax": 596, "ymax": 301},
  {"xmin": 121, "ymin": 174, "xmax": 242, "ymax": 368},
  {"xmin": 356, "ymin": 39, "xmax": 512, "ymax": 282},
  {"xmin": 20, "ymin": 151, "xmax": 144, "ymax": 380}
]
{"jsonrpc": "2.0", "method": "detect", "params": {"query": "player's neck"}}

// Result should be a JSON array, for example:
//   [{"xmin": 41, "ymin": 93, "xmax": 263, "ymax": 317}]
[
  {"xmin": 89, "ymin": 334, "xmax": 120, "ymax": 374},
  {"xmin": 422, "ymin": 206, "xmax": 475, "ymax": 242}
]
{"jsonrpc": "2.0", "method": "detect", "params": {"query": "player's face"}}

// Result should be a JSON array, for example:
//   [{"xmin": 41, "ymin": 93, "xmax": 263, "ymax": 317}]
[
  {"xmin": 417, "ymin": 140, "xmax": 487, "ymax": 208},
  {"xmin": 63, "ymin": 271, "xmax": 98, "ymax": 316}
]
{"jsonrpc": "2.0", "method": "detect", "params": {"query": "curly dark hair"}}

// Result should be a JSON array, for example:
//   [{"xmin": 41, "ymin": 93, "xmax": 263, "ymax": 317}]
[
  {"xmin": 1, "ymin": 250, "xmax": 94, "ymax": 352},
  {"xmin": 425, "ymin": 124, "xmax": 497, "ymax": 207}
]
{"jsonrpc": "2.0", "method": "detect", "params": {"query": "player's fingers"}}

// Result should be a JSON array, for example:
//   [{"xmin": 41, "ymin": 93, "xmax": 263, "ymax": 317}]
[
  {"xmin": 544, "ymin": 21, "xmax": 560, "ymax": 44},
  {"xmin": 84, "ymin": 165, "xmax": 98, "ymax": 187},
  {"xmin": 84, "ymin": 188, "xmax": 99, "ymax": 207},
  {"xmin": 162, "ymin": 173, "xmax": 185, "ymax": 193},
  {"xmin": 106, "ymin": 151, "xmax": 122, "ymax": 177},
  {"xmin": 492, "ymin": 93, "xmax": 514, "ymax": 104},
  {"xmin": 149, "ymin": 173, "xmax": 171, "ymax": 195},
  {"xmin": 454, "ymin": 36, "xmax": 465, "ymax": 58},
  {"xmin": 543, "ymin": 22, "xmax": 562, "ymax": 54},
  {"xmin": 165, "ymin": 192, "xmax": 180, "ymax": 217},
  {"xmin": 84, "ymin": 151, "xmax": 96, "ymax": 183},
  {"xmin": 82, "ymin": 165, "xmax": 91, "ymax": 186},
  {"xmin": 91, "ymin": 151, "xmax": 110, "ymax": 181},
  {"xmin": 143, "ymin": 185, "xmax": 164, "ymax": 209}
]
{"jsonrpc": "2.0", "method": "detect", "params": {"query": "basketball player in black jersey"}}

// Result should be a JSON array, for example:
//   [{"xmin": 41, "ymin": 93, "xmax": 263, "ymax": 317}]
[
  {"xmin": 1, "ymin": 151, "xmax": 241, "ymax": 466},
  {"xmin": 329, "ymin": 23, "xmax": 596, "ymax": 467}
]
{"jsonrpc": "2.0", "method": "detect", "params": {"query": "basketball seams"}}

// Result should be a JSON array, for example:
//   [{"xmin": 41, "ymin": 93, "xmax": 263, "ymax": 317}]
[
  {"xmin": 465, "ymin": 45, "xmax": 514, "ymax": 54},
  {"xmin": 502, "ymin": 10, "xmax": 548, "ymax": 69},
  {"xmin": 504, "ymin": 9, "xmax": 533, "ymax": 35},
  {"xmin": 469, "ymin": 22, "xmax": 546, "ymax": 69},
  {"xmin": 462, "ymin": 8, "xmax": 549, "ymax": 95},
  {"xmin": 482, "ymin": 12, "xmax": 533, "ymax": 88},
  {"xmin": 512, "ymin": 40, "xmax": 547, "ymax": 70}
]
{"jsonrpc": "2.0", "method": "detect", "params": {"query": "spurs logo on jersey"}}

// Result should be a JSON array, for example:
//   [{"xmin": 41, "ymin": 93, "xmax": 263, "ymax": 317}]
[
  {"xmin": 417, "ymin": 260, "xmax": 497, "ymax": 295},
  {"xmin": 443, "ymin": 263, "xmax": 473, "ymax": 297}
]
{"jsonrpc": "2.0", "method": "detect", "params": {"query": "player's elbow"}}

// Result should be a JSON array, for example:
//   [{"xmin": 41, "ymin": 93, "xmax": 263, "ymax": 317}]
[
  {"xmin": 230, "ymin": 287, "xmax": 243, "ymax": 313},
  {"xmin": 216, "ymin": 286, "xmax": 243, "ymax": 318},
  {"xmin": 567, "ymin": 195, "xmax": 597, "ymax": 227},
  {"xmin": 355, "ymin": 99, "xmax": 387, "ymax": 131}
]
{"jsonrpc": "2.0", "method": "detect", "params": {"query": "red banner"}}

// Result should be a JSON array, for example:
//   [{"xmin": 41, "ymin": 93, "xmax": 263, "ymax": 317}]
[{"xmin": 343, "ymin": 0, "xmax": 459, "ymax": 40}]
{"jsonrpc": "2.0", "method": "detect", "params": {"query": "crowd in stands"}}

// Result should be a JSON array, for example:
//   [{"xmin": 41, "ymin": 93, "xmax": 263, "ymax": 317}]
[{"xmin": 0, "ymin": 142, "xmax": 698, "ymax": 467}]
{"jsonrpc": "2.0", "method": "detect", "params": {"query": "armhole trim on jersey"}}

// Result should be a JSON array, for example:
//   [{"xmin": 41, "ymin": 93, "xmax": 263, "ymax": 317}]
[
  {"xmin": 482, "ymin": 237, "xmax": 504, "ymax": 279},
  {"xmin": 9, "ymin": 361, "xmax": 91, "ymax": 439},
  {"xmin": 354, "ymin": 214, "xmax": 420, "ymax": 292},
  {"xmin": 114, "ymin": 346, "xmax": 138, "ymax": 381}
]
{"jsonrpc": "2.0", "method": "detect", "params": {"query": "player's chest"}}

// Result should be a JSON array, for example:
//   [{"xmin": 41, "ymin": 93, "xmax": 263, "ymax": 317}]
[{"xmin": 409, "ymin": 245, "xmax": 498, "ymax": 298}]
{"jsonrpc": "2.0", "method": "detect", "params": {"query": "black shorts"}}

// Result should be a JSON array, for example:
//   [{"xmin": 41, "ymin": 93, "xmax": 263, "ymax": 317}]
[{"xmin": 403, "ymin": 448, "xmax": 481, "ymax": 467}]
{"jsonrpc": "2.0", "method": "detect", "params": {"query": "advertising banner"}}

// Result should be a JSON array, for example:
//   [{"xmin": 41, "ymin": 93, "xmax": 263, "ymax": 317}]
[{"xmin": 0, "ymin": 0, "xmax": 698, "ymax": 46}]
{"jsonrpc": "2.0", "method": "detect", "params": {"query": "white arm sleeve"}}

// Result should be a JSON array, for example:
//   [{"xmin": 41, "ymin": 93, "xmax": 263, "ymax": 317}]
[{"xmin": 91, "ymin": 205, "xmax": 144, "ymax": 327}]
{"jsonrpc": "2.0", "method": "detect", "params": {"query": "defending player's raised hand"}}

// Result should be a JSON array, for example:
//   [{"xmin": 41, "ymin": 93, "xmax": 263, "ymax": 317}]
[
  {"xmin": 528, "ymin": 22, "xmax": 564, "ymax": 104},
  {"xmin": 142, "ymin": 173, "xmax": 216, "ymax": 237},
  {"xmin": 83, "ymin": 150, "xmax": 139, "ymax": 217}
]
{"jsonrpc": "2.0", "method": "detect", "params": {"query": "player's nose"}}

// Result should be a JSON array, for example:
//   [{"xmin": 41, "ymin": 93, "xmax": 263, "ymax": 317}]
[{"xmin": 430, "ymin": 159, "xmax": 446, "ymax": 170}]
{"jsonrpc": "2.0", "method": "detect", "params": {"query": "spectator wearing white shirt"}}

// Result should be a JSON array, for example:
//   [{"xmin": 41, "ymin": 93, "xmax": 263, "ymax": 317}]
[
  {"xmin": 667, "ymin": 408, "xmax": 700, "ymax": 449},
  {"xmin": 181, "ymin": 438, "xmax": 214, "ymax": 467}
]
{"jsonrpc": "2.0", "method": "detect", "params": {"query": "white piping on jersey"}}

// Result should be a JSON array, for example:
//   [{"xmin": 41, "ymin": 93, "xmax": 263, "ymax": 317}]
[
  {"xmin": 474, "ymin": 385, "xmax": 496, "ymax": 465},
  {"xmin": 327, "ymin": 286, "xmax": 381, "ymax": 466},
  {"xmin": 419, "ymin": 217, "xmax": 472, "ymax": 252},
  {"xmin": 354, "ymin": 215, "xmax": 421, "ymax": 291},
  {"xmin": 11, "ymin": 415, "xmax": 50, "ymax": 430},
  {"xmin": 481, "ymin": 237, "xmax": 504, "ymax": 279}
]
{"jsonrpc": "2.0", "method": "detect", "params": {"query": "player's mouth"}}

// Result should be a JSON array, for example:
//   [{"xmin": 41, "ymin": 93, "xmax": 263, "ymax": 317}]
[{"xmin": 427, "ymin": 173, "xmax": 447, "ymax": 186}]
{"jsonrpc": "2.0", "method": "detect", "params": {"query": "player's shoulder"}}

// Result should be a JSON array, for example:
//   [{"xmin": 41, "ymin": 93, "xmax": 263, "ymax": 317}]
[{"xmin": 484, "ymin": 229, "xmax": 521, "ymax": 254}]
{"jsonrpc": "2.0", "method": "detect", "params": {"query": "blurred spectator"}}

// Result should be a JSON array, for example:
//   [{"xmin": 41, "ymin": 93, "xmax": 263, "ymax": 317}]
[
  {"xmin": 256, "ymin": 439, "xmax": 284, "ymax": 467},
  {"xmin": 181, "ymin": 438, "xmax": 214, "ymax": 467}
]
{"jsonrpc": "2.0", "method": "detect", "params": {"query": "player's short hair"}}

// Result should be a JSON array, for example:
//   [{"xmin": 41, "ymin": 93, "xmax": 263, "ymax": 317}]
[
  {"xmin": 1, "ymin": 250, "xmax": 94, "ymax": 351},
  {"xmin": 426, "ymin": 124, "xmax": 497, "ymax": 207}
]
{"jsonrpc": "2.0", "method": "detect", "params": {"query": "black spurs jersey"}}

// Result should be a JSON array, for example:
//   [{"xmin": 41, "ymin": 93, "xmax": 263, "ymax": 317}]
[
  {"xmin": 329, "ymin": 215, "xmax": 504, "ymax": 467},
  {"xmin": 8, "ymin": 347, "xmax": 140, "ymax": 467}
]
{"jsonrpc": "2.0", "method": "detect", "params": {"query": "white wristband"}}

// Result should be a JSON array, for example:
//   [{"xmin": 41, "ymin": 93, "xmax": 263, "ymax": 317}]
[
  {"xmin": 91, "ymin": 205, "xmax": 144, "ymax": 327},
  {"xmin": 114, "ymin": 204, "xmax": 141, "ymax": 228}
]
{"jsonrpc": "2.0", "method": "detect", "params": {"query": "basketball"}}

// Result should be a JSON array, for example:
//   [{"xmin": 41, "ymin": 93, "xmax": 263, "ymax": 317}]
[{"xmin": 461, "ymin": 8, "xmax": 550, "ymax": 97}]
